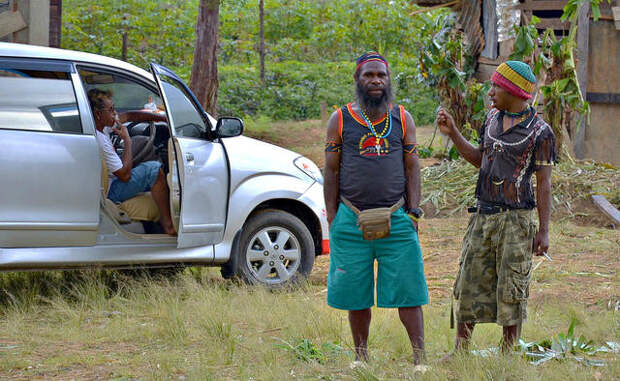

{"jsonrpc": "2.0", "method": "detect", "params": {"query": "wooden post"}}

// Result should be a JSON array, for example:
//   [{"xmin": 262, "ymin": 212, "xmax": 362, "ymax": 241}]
[
  {"xmin": 574, "ymin": 2, "xmax": 590, "ymax": 158},
  {"xmin": 122, "ymin": 31, "xmax": 128, "ymax": 62},
  {"xmin": 49, "ymin": 0, "xmax": 61, "ymax": 48},
  {"xmin": 320, "ymin": 101, "xmax": 327, "ymax": 124}
]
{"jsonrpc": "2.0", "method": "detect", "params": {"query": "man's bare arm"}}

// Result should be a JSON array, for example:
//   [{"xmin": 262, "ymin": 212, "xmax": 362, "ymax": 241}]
[
  {"xmin": 403, "ymin": 110, "xmax": 421, "ymax": 230},
  {"xmin": 403, "ymin": 110, "xmax": 421, "ymax": 210},
  {"xmin": 324, "ymin": 111, "xmax": 342, "ymax": 226},
  {"xmin": 437, "ymin": 108, "xmax": 482, "ymax": 168},
  {"xmin": 110, "ymin": 116, "xmax": 133, "ymax": 182},
  {"xmin": 533, "ymin": 165, "xmax": 552, "ymax": 255}
]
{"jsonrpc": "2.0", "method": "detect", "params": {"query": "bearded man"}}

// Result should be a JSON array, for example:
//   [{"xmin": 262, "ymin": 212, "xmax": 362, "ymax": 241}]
[{"xmin": 323, "ymin": 52, "xmax": 428, "ymax": 364}]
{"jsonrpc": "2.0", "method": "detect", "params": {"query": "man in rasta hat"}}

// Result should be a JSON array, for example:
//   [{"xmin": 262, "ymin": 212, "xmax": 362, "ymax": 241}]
[
  {"xmin": 437, "ymin": 61, "xmax": 556, "ymax": 354},
  {"xmin": 324, "ymin": 52, "xmax": 428, "ymax": 365}
]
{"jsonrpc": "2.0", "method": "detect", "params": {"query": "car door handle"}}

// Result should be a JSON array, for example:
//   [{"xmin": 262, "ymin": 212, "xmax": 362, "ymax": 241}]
[{"xmin": 185, "ymin": 152, "xmax": 194, "ymax": 162}]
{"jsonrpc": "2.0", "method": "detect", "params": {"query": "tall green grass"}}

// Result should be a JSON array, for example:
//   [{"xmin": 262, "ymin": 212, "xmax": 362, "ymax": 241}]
[{"xmin": 0, "ymin": 268, "xmax": 617, "ymax": 380}]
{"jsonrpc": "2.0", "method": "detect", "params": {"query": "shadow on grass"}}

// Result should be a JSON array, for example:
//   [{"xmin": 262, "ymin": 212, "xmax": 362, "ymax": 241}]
[
  {"xmin": 0, "ymin": 266, "xmax": 317, "ymax": 311},
  {"xmin": 0, "ymin": 267, "xmax": 235, "ymax": 309}
]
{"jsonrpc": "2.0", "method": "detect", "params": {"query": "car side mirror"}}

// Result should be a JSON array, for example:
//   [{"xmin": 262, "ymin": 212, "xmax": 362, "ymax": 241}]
[{"xmin": 216, "ymin": 117, "xmax": 244, "ymax": 138}]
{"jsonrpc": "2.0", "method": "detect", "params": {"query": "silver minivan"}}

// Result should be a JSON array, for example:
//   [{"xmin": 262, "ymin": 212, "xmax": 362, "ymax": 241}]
[{"xmin": 0, "ymin": 42, "xmax": 329, "ymax": 287}]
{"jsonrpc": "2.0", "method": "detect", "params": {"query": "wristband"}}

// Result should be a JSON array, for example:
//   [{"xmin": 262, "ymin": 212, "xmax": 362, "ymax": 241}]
[{"xmin": 407, "ymin": 213, "xmax": 420, "ymax": 223}]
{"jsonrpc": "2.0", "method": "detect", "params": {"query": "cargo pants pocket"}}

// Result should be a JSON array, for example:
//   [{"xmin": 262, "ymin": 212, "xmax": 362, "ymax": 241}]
[{"xmin": 502, "ymin": 261, "xmax": 532, "ymax": 303}]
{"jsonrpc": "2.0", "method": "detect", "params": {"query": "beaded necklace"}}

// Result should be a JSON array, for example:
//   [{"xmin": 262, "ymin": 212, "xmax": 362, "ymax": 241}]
[
  {"xmin": 358, "ymin": 104, "xmax": 392, "ymax": 156},
  {"xmin": 504, "ymin": 107, "xmax": 531, "ymax": 129},
  {"xmin": 504, "ymin": 107, "xmax": 530, "ymax": 118}
]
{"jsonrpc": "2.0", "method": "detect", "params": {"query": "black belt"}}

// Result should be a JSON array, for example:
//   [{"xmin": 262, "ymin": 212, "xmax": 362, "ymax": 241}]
[{"xmin": 467, "ymin": 203, "xmax": 514, "ymax": 215}]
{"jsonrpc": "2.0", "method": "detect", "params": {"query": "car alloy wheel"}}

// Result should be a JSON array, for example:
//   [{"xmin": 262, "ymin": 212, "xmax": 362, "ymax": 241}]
[{"xmin": 245, "ymin": 226, "xmax": 301, "ymax": 284}]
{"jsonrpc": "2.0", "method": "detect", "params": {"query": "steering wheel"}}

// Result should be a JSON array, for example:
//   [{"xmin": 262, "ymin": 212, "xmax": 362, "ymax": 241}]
[{"xmin": 126, "ymin": 120, "xmax": 157, "ymax": 166}]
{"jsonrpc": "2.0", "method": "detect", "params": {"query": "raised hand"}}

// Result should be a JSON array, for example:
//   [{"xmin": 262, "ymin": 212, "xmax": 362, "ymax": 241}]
[
  {"xmin": 111, "ymin": 114, "xmax": 130, "ymax": 141},
  {"xmin": 437, "ymin": 108, "xmax": 456, "ymax": 136}
]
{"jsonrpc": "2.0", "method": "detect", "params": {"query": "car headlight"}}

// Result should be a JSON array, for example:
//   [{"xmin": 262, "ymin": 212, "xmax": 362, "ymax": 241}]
[{"xmin": 294, "ymin": 156, "xmax": 323, "ymax": 185}]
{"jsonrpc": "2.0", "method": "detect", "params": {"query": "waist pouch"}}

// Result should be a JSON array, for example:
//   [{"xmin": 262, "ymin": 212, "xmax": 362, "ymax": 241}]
[{"xmin": 341, "ymin": 197, "xmax": 405, "ymax": 240}]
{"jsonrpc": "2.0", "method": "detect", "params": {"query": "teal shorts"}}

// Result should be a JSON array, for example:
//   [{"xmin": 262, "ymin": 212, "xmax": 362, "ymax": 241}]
[{"xmin": 327, "ymin": 202, "xmax": 429, "ymax": 310}]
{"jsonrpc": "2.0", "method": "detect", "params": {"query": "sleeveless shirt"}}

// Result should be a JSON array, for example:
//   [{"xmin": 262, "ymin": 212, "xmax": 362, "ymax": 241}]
[{"xmin": 338, "ymin": 102, "xmax": 408, "ymax": 211}]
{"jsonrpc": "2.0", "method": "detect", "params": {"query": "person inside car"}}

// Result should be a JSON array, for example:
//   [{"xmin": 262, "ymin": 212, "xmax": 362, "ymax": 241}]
[
  {"xmin": 143, "ymin": 95, "xmax": 158, "ymax": 112},
  {"xmin": 87, "ymin": 88, "xmax": 176, "ymax": 235}
]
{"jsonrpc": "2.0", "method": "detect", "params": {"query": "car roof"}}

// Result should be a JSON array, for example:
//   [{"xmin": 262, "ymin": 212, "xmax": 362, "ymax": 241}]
[{"xmin": 0, "ymin": 42, "xmax": 152, "ymax": 80}]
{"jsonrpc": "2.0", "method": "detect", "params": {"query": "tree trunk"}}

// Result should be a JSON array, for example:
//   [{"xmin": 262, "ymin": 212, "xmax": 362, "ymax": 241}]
[
  {"xmin": 190, "ymin": 0, "xmax": 220, "ymax": 116},
  {"xmin": 49, "ymin": 0, "xmax": 62, "ymax": 48},
  {"xmin": 259, "ymin": 0, "xmax": 265, "ymax": 84},
  {"xmin": 122, "ymin": 31, "xmax": 128, "ymax": 61}
]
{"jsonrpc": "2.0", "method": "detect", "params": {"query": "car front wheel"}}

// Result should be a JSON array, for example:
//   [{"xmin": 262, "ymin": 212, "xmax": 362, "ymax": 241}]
[{"xmin": 236, "ymin": 209, "xmax": 314, "ymax": 288}]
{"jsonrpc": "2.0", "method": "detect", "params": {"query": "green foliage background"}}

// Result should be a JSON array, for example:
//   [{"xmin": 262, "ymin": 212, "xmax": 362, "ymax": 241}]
[{"xmin": 62, "ymin": 0, "xmax": 441, "ymax": 123}]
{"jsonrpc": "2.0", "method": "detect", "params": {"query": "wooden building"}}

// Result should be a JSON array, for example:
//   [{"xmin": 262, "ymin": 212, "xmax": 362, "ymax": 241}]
[
  {"xmin": 0, "ymin": 0, "xmax": 62, "ymax": 47},
  {"xmin": 412, "ymin": 0, "xmax": 620, "ymax": 165}
]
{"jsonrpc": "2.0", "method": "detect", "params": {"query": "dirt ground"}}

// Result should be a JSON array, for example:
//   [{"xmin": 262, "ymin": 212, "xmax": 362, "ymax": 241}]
[
  {"xmin": 310, "ymin": 216, "xmax": 620, "ymax": 310},
  {"xmin": 247, "ymin": 120, "xmax": 619, "ymax": 308}
]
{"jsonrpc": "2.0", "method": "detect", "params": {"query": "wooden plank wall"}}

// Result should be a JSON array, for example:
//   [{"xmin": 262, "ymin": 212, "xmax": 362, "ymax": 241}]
[
  {"xmin": 584, "ymin": 19, "xmax": 620, "ymax": 165},
  {"xmin": 458, "ymin": 0, "xmax": 484, "ymax": 57}
]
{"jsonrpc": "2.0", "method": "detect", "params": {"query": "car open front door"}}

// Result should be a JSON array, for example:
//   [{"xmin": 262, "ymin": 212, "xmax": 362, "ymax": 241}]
[{"xmin": 150, "ymin": 63, "xmax": 228, "ymax": 249}]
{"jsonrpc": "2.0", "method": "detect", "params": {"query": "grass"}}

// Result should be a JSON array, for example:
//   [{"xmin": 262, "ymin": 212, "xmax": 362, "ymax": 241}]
[
  {"xmin": 1, "ymin": 216, "xmax": 618, "ymax": 380},
  {"xmin": 0, "ymin": 270, "xmax": 617, "ymax": 380}
]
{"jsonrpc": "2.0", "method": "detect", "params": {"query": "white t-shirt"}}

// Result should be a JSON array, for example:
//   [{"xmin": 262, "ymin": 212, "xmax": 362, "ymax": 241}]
[
  {"xmin": 96, "ymin": 129, "xmax": 122, "ymax": 191},
  {"xmin": 144, "ymin": 102, "xmax": 158, "ymax": 111}
]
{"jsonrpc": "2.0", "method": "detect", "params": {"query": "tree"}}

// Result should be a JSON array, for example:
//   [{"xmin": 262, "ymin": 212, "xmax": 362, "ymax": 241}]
[
  {"xmin": 190, "ymin": 0, "xmax": 220, "ymax": 116},
  {"xmin": 49, "ymin": 0, "xmax": 62, "ymax": 48},
  {"xmin": 259, "ymin": 0, "xmax": 265, "ymax": 83}
]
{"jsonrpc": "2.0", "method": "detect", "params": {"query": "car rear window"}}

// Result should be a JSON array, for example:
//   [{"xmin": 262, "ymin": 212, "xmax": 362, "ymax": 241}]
[{"xmin": 0, "ymin": 69, "xmax": 82, "ymax": 134}]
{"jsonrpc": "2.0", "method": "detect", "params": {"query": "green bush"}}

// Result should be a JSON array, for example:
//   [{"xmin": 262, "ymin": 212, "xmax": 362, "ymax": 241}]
[{"xmin": 218, "ymin": 60, "xmax": 438, "ymax": 123}]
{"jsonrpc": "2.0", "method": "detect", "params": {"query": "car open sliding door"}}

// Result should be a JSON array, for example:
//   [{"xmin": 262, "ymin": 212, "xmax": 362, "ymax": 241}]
[{"xmin": 0, "ymin": 59, "xmax": 100, "ymax": 247}]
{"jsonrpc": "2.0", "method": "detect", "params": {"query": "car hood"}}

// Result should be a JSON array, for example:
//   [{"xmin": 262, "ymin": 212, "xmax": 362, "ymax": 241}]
[{"xmin": 220, "ymin": 135, "xmax": 313, "ymax": 186}]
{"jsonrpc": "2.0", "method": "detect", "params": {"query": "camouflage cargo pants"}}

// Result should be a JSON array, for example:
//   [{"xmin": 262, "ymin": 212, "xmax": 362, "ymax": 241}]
[{"xmin": 453, "ymin": 209, "xmax": 537, "ymax": 326}]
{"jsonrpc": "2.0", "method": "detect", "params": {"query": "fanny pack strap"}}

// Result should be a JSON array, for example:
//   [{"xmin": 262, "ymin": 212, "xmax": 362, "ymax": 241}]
[{"xmin": 340, "ymin": 197, "xmax": 405, "ymax": 215}]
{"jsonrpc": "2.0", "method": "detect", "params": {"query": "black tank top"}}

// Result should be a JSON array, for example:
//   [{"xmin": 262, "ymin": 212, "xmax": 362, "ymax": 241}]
[{"xmin": 338, "ymin": 102, "xmax": 408, "ymax": 210}]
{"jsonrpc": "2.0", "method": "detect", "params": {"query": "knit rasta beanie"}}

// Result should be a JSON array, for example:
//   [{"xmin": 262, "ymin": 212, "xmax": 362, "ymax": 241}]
[
  {"xmin": 491, "ymin": 61, "xmax": 537, "ymax": 100},
  {"xmin": 355, "ymin": 51, "xmax": 389, "ymax": 77}
]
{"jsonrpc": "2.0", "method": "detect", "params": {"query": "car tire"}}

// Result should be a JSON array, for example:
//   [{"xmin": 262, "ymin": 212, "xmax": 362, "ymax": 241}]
[{"xmin": 235, "ymin": 209, "xmax": 314, "ymax": 288}]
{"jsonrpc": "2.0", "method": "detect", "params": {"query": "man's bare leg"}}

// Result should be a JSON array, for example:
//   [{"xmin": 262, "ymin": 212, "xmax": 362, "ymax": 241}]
[
  {"xmin": 398, "ymin": 306, "xmax": 425, "ymax": 365},
  {"xmin": 349, "ymin": 308, "xmax": 371, "ymax": 361},
  {"xmin": 456, "ymin": 322, "xmax": 475, "ymax": 351},
  {"xmin": 502, "ymin": 324, "xmax": 519, "ymax": 353},
  {"xmin": 441, "ymin": 321, "xmax": 475, "ymax": 362},
  {"xmin": 151, "ymin": 169, "xmax": 176, "ymax": 235}
]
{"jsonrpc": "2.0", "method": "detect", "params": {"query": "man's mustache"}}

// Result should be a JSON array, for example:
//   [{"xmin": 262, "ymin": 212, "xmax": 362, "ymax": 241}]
[{"xmin": 364, "ymin": 87, "xmax": 385, "ymax": 94}]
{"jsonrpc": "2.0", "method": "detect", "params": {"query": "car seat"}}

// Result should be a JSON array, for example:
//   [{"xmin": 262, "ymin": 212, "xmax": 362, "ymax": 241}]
[{"xmin": 100, "ymin": 154, "xmax": 160, "ymax": 224}]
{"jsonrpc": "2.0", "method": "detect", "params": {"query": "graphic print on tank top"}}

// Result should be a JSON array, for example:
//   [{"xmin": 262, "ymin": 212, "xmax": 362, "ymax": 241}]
[{"xmin": 358, "ymin": 132, "xmax": 390, "ymax": 156}]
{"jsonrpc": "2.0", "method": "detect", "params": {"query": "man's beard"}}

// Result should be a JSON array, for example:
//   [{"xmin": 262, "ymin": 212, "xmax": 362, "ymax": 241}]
[{"xmin": 356, "ymin": 80, "xmax": 393, "ymax": 114}]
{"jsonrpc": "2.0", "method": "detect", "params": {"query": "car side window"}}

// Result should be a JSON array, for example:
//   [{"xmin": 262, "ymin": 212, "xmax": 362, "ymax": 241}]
[
  {"xmin": 157, "ymin": 73, "xmax": 208, "ymax": 138},
  {"xmin": 0, "ymin": 68, "xmax": 82, "ymax": 134}
]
